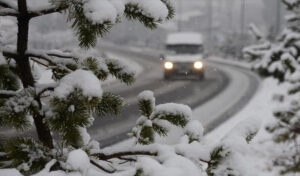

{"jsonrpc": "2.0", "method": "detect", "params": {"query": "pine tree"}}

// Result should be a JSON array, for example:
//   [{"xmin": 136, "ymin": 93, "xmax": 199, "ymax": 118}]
[
  {"xmin": 244, "ymin": 0, "xmax": 300, "ymax": 174},
  {"xmin": 0, "ymin": 0, "xmax": 262, "ymax": 176},
  {"xmin": 0, "ymin": 0, "xmax": 179, "ymax": 174}
]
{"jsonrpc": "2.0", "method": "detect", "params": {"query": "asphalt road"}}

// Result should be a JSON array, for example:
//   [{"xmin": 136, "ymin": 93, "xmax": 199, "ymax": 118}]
[{"xmin": 89, "ymin": 45, "xmax": 259, "ymax": 147}]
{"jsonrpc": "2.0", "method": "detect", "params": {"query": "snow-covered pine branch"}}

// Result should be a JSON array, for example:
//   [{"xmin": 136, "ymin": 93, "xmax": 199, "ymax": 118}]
[
  {"xmin": 0, "ymin": 8, "xmax": 18, "ymax": 16},
  {"xmin": 244, "ymin": 0, "xmax": 300, "ymax": 174},
  {"xmin": 248, "ymin": 23, "xmax": 264, "ymax": 41},
  {"xmin": 0, "ymin": 0, "xmax": 265, "ymax": 176}
]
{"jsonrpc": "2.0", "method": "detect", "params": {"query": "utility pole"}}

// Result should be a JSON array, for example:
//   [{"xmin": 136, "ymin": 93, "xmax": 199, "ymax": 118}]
[
  {"xmin": 207, "ymin": 0, "xmax": 213, "ymax": 42},
  {"xmin": 275, "ymin": 0, "xmax": 281, "ymax": 35},
  {"xmin": 240, "ymin": 0, "xmax": 246, "ymax": 35},
  {"xmin": 178, "ymin": 0, "xmax": 182, "ymax": 32}
]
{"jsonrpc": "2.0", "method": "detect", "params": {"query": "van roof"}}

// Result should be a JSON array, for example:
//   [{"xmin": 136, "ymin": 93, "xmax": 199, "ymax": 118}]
[{"xmin": 166, "ymin": 32, "xmax": 203, "ymax": 45}]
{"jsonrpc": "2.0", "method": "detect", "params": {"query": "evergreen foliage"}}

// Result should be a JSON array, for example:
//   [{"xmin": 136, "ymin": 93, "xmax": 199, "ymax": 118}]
[
  {"xmin": 50, "ymin": 0, "xmax": 174, "ymax": 49},
  {"xmin": 206, "ymin": 124, "xmax": 259, "ymax": 176},
  {"xmin": 0, "ymin": 88, "xmax": 36, "ymax": 131},
  {"xmin": 0, "ymin": 64, "xmax": 20, "ymax": 91},
  {"xmin": 0, "ymin": 0, "xmax": 261, "ymax": 175},
  {"xmin": 130, "ymin": 91, "xmax": 191, "ymax": 145},
  {"xmin": 1, "ymin": 138, "xmax": 49, "ymax": 174},
  {"xmin": 207, "ymin": 146, "xmax": 230, "ymax": 176},
  {"xmin": 244, "ymin": 0, "xmax": 300, "ymax": 174},
  {"xmin": 0, "ymin": 0, "xmax": 181, "ymax": 175}
]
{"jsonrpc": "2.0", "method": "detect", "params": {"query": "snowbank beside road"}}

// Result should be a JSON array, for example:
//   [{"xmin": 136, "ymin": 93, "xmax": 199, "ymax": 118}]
[
  {"xmin": 205, "ymin": 78, "xmax": 283, "ymax": 175},
  {"xmin": 192, "ymin": 60, "xmax": 260, "ymax": 133},
  {"xmin": 208, "ymin": 56, "xmax": 251, "ymax": 69}
]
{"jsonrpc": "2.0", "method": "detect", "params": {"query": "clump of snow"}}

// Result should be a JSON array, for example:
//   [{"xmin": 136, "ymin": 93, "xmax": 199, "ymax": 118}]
[
  {"xmin": 138, "ymin": 90, "xmax": 155, "ymax": 109},
  {"xmin": 0, "ymin": 169, "xmax": 23, "ymax": 176},
  {"xmin": 77, "ymin": 127, "xmax": 91, "ymax": 146},
  {"xmin": 184, "ymin": 120, "xmax": 204, "ymax": 142},
  {"xmin": 54, "ymin": 69, "xmax": 102, "ymax": 98},
  {"xmin": 87, "ymin": 140, "xmax": 101, "ymax": 154},
  {"xmin": 224, "ymin": 116, "xmax": 261, "ymax": 146},
  {"xmin": 67, "ymin": 149, "xmax": 90, "ymax": 174},
  {"xmin": 0, "ymin": 53, "xmax": 6, "ymax": 65},
  {"xmin": 175, "ymin": 142, "xmax": 210, "ymax": 162},
  {"xmin": 83, "ymin": 0, "xmax": 119, "ymax": 24},
  {"xmin": 137, "ymin": 154, "xmax": 203, "ymax": 176},
  {"xmin": 136, "ymin": 116, "xmax": 147, "ymax": 125},
  {"xmin": 144, "ymin": 119, "xmax": 152, "ymax": 127},
  {"xmin": 68, "ymin": 105, "xmax": 75, "ymax": 113},
  {"xmin": 151, "ymin": 103, "xmax": 192, "ymax": 121},
  {"xmin": 27, "ymin": 0, "xmax": 53, "ymax": 12},
  {"xmin": 138, "ymin": 90, "xmax": 154, "ymax": 101},
  {"xmin": 110, "ymin": 0, "xmax": 125, "ymax": 15},
  {"xmin": 30, "ymin": 61, "xmax": 42, "ymax": 81},
  {"xmin": 130, "ymin": 0, "xmax": 169, "ymax": 21}
]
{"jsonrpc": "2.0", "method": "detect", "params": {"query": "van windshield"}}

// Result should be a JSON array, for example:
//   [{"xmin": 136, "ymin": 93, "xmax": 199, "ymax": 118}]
[{"xmin": 166, "ymin": 44, "xmax": 203, "ymax": 54}]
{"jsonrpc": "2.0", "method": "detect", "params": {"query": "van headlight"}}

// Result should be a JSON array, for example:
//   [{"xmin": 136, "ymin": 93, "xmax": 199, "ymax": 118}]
[
  {"xmin": 164, "ymin": 61, "xmax": 173, "ymax": 70},
  {"xmin": 194, "ymin": 61, "xmax": 203, "ymax": 69}
]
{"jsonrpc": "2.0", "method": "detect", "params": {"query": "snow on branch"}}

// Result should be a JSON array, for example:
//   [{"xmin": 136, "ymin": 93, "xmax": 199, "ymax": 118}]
[
  {"xmin": 249, "ymin": 23, "xmax": 263, "ymax": 41},
  {"xmin": 0, "ymin": 0, "xmax": 18, "ymax": 10},
  {"xmin": 0, "ymin": 90, "xmax": 17, "ymax": 98},
  {"xmin": 46, "ymin": 50, "xmax": 78, "ymax": 60},
  {"xmin": 2, "ymin": 48, "xmax": 77, "ymax": 71},
  {"xmin": 282, "ymin": 0, "xmax": 300, "ymax": 10},
  {"xmin": 0, "ymin": 8, "xmax": 18, "ymax": 17},
  {"xmin": 93, "ymin": 150, "xmax": 157, "ymax": 160},
  {"xmin": 28, "ymin": 5, "xmax": 67, "ymax": 18},
  {"xmin": 93, "ymin": 144, "xmax": 210, "ymax": 164}
]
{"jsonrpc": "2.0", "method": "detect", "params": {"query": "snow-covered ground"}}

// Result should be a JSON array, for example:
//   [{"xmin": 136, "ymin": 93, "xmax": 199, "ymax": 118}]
[
  {"xmin": 107, "ymin": 59, "xmax": 280, "ymax": 175},
  {"xmin": 205, "ymin": 77, "xmax": 284, "ymax": 175},
  {"xmin": 0, "ymin": 50, "xmax": 282, "ymax": 176},
  {"xmin": 199, "ymin": 56, "xmax": 282, "ymax": 174}
]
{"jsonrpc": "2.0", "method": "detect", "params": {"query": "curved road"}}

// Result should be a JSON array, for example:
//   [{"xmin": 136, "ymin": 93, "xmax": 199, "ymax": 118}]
[{"xmin": 89, "ymin": 45, "xmax": 260, "ymax": 147}]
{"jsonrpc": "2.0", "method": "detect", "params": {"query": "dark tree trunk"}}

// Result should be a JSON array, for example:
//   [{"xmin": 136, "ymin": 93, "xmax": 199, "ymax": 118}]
[
  {"xmin": 16, "ymin": 0, "xmax": 53, "ymax": 149},
  {"xmin": 33, "ymin": 115, "xmax": 54, "ymax": 149},
  {"xmin": 16, "ymin": 0, "xmax": 33, "ymax": 88}
]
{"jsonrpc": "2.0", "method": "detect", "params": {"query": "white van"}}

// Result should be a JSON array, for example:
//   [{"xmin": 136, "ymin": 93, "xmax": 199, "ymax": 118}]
[{"xmin": 162, "ymin": 32, "xmax": 205, "ymax": 80}]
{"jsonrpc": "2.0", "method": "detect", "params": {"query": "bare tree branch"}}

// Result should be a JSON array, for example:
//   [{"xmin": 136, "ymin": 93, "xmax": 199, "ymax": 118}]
[
  {"xmin": 92, "ymin": 149, "xmax": 211, "ymax": 164},
  {"xmin": 36, "ymin": 85, "xmax": 56, "ymax": 99},
  {"xmin": 3, "ymin": 49, "xmax": 54, "ymax": 64},
  {"xmin": 90, "ymin": 160, "xmax": 115, "ymax": 173},
  {"xmin": 92, "ymin": 151, "xmax": 157, "ymax": 160},
  {"xmin": 2, "ymin": 49, "xmax": 73, "ymax": 73},
  {"xmin": 47, "ymin": 50, "xmax": 79, "ymax": 60},
  {"xmin": 30, "ymin": 58, "xmax": 49, "ymax": 67},
  {"xmin": 0, "ymin": 8, "xmax": 18, "ymax": 16},
  {"xmin": 3, "ymin": 49, "xmax": 75, "ymax": 64},
  {"xmin": 118, "ymin": 156, "xmax": 137, "ymax": 162},
  {"xmin": 29, "ymin": 5, "xmax": 67, "ymax": 18}
]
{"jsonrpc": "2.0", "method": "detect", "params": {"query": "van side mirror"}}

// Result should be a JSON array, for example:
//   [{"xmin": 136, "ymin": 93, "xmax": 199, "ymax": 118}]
[{"xmin": 160, "ymin": 54, "xmax": 165, "ymax": 61}]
